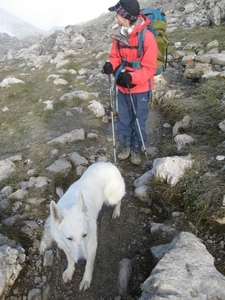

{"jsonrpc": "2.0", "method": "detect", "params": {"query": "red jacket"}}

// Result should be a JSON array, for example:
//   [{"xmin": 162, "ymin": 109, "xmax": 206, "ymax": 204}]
[{"xmin": 109, "ymin": 14, "xmax": 158, "ymax": 94}]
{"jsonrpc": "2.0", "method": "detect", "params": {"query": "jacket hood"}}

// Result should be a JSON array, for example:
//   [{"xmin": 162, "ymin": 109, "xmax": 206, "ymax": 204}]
[
  {"xmin": 113, "ymin": 14, "xmax": 150, "ymax": 45},
  {"xmin": 132, "ymin": 14, "xmax": 151, "ymax": 35}
]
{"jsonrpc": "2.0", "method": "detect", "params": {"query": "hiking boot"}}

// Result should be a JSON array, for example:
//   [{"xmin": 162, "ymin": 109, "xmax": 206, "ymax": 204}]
[
  {"xmin": 130, "ymin": 151, "xmax": 141, "ymax": 165},
  {"xmin": 117, "ymin": 147, "xmax": 131, "ymax": 161}
]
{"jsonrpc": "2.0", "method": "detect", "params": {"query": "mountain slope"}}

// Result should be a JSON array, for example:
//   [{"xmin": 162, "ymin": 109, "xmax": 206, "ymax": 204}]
[{"xmin": 0, "ymin": 8, "xmax": 46, "ymax": 39}]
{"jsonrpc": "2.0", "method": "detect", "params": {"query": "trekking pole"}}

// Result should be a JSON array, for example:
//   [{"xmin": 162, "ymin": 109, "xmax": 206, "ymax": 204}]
[
  {"xmin": 165, "ymin": 47, "xmax": 168, "ymax": 70},
  {"xmin": 108, "ymin": 74, "xmax": 117, "ymax": 164},
  {"xmin": 127, "ymin": 84, "xmax": 148, "ymax": 161}
]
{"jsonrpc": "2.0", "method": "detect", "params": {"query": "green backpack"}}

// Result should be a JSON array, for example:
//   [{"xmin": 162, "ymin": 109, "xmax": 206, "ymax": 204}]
[
  {"xmin": 139, "ymin": 8, "xmax": 169, "ymax": 75},
  {"xmin": 116, "ymin": 8, "xmax": 169, "ymax": 76}
]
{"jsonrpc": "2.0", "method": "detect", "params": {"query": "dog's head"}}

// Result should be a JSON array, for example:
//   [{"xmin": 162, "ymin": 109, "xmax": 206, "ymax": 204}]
[{"xmin": 50, "ymin": 193, "xmax": 91, "ymax": 264}]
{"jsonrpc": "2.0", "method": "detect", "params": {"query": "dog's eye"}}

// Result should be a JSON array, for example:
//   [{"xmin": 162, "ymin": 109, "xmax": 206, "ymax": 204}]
[
  {"xmin": 83, "ymin": 233, "xmax": 87, "ymax": 238},
  {"xmin": 67, "ymin": 237, "xmax": 73, "ymax": 241}
]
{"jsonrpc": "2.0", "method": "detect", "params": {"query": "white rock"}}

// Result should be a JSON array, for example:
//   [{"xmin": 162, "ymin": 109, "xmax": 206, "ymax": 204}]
[
  {"xmin": 87, "ymin": 133, "xmax": 98, "ymax": 139},
  {"xmin": 0, "ymin": 244, "xmax": 26, "ymax": 298},
  {"xmin": 46, "ymin": 158, "xmax": 72, "ymax": 174},
  {"xmin": 202, "ymin": 70, "xmax": 221, "ymax": 78},
  {"xmin": 219, "ymin": 120, "xmax": 225, "ymax": 132},
  {"xmin": 140, "ymin": 232, "xmax": 225, "ymax": 300},
  {"xmin": 45, "ymin": 74, "xmax": 60, "ymax": 81},
  {"xmin": 78, "ymin": 68, "xmax": 88, "ymax": 75},
  {"xmin": 47, "ymin": 129, "xmax": 85, "ymax": 144},
  {"xmin": 67, "ymin": 152, "xmax": 88, "ymax": 166},
  {"xmin": 0, "ymin": 159, "xmax": 16, "ymax": 181},
  {"xmin": 53, "ymin": 78, "xmax": 68, "ymax": 85},
  {"xmin": 56, "ymin": 59, "xmax": 70, "ymax": 69},
  {"xmin": 43, "ymin": 100, "xmax": 54, "ymax": 110},
  {"xmin": 117, "ymin": 258, "xmax": 133, "ymax": 296},
  {"xmin": 60, "ymin": 90, "xmax": 99, "ymax": 101},
  {"xmin": 71, "ymin": 34, "xmax": 86, "ymax": 47},
  {"xmin": 133, "ymin": 170, "xmax": 154, "ymax": 188},
  {"xmin": 134, "ymin": 185, "xmax": 149, "ymax": 203},
  {"xmin": 0, "ymin": 186, "xmax": 13, "ymax": 199},
  {"xmin": 172, "ymin": 115, "xmax": 192, "ymax": 137},
  {"xmin": 152, "ymin": 155, "xmax": 193, "ymax": 186},
  {"xmin": 2, "ymin": 106, "xmax": 9, "ymax": 112},
  {"xmin": 162, "ymin": 89, "xmax": 183, "ymax": 101},
  {"xmin": 174, "ymin": 134, "xmax": 195, "ymax": 150},
  {"xmin": 87, "ymin": 100, "xmax": 105, "ymax": 118},
  {"xmin": 8, "ymin": 189, "xmax": 29, "ymax": 200},
  {"xmin": 150, "ymin": 222, "xmax": 177, "ymax": 237},
  {"xmin": 76, "ymin": 165, "xmax": 87, "ymax": 176},
  {"xmin": 216, "ymin": 155, "xmax": 225, "ymax": 161},
  {"xmin": 0, "ymin": 77, "xmax": 25, "ymax": 87}
]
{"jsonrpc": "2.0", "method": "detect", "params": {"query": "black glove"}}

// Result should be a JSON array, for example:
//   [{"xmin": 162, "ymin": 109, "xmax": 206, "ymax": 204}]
[
  {"xmin": 102, "ymin": 61, "xmax": 113, "ymax": 75},
  {"xmin": 117, "ymin": 71, "xmax": 135, "ymax": 88}
]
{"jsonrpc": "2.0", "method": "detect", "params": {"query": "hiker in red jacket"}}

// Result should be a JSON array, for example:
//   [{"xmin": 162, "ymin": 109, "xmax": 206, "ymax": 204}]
[{"xmin": 102, "ymin": 0, "xmax": 158, "ymax": 165}]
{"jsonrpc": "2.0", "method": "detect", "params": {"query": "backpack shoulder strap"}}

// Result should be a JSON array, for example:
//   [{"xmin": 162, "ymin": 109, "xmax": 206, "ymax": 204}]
[{"xmin": 137, "ymin": 27, "xmax": 147, "ymax": 58}]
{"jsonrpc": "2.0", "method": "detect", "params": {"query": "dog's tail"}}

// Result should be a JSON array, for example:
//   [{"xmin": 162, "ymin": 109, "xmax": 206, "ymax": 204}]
[{"xmin": 105, "ymin": 174, "xmax": 126, "ymax": 205}]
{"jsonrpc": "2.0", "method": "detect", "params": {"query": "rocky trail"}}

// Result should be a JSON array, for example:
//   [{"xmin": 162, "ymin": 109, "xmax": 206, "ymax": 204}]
[
  {"xmin": 4, "ymin": 65, "xmax": 225, "ymax": 299},
  {"xmin": 4, "ymin": 80, "xmax": 166, "ymax": 299}
]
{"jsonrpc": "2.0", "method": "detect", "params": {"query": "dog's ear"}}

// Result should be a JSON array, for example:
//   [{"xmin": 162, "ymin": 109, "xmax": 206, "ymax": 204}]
[
  {"xmin": 50, "ymin": 201, "xmax": 64, "ymax": 224},
  {"xmin": 78, "ymin": 192, "xmax": 88, "ymax": 213}
]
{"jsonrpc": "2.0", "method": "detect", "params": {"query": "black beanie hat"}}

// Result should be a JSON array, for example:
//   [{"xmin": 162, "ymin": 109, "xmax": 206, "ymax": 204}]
[{"xmin": 108, "ymin": 0, "xmax": 140, "ymax": 21}]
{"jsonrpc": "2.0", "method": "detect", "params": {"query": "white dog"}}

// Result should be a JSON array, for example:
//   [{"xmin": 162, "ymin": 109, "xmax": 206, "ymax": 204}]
[{"xmin": 39, "ymin": 161, "xmax": 125, "ymax": 291}]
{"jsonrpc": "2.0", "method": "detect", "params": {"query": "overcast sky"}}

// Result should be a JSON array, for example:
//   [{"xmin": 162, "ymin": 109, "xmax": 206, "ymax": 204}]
[{"xmin": 0, "ymin": 0, "xmax": 116, "ymax": 31}]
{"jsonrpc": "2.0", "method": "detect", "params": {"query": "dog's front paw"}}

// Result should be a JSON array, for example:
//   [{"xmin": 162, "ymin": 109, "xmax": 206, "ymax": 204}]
[
  {"xmin": 63, "ymin": 267, "xmax": 74, "ymax": 283},
  {"xmin": 112, "ymin": 203, "xmax": 121, "ymax": 218},
  {"xmin": 112, "ymin": 209, "xmax": 120, "ymax": 218},
  {"xmin": 79, "ymin": 277, "xmax": 91, "ymax": 291}
]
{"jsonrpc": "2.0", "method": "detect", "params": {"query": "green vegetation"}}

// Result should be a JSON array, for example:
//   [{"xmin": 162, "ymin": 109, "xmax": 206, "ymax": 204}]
[
  {"xmin": 148, "ymin": 27, "xmax": 225, "ymax": 228},
  {"xmin": 168, "ymin": 25, "xmax": 225, "ymax": 52}
]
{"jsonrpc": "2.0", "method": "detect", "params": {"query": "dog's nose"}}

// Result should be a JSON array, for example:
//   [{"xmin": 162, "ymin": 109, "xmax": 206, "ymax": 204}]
[{"xmin": 77, "ymin": 258, "xmax": 86, "ymax": 265}]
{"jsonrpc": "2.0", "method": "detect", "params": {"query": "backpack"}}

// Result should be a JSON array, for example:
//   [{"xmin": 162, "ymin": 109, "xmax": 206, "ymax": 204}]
[
  {"xmin": 113, "ymin": 8, "xmax": 168, "ymax": 106},
  {"xmin": 139, "ymin": 8, "xmax": 169, "ymax": 75}
]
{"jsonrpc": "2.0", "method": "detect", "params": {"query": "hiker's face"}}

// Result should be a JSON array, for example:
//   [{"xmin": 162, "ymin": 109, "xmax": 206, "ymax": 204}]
[{"xmin": 116, "ymin": 13, "xmax": 130, "ymax": 26}]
